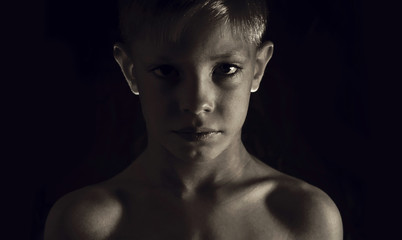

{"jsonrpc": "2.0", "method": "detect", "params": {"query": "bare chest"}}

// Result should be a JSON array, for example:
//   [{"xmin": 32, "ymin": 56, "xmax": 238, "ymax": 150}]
[{"xmin": 110, "ymin": 191, "xmax": 290, "ymax": 240}]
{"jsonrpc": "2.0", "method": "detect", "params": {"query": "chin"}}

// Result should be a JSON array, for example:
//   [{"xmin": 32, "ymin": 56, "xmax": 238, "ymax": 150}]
[
  {"xmin": 168, "ymin": 143, "xmax": 224, "ymax": 163},
  {"xmin": 162, "ymin": 134, "xmax": 235, "ymax": 163},
  {"xmin": 149, "ymin": 130, "xmax": 237, "ymax": 162}
]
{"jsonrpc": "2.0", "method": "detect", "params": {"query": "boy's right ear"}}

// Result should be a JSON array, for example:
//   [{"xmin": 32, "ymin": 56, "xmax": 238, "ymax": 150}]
[{"xmin": 113, "ymin": 43, "xmax": 139, "ymax": 95}]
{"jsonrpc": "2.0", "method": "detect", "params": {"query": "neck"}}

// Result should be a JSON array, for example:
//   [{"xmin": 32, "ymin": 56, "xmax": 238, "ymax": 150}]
[{"xmin": 137, "ymin": 137, "xmax": 253, "ymax": 197}]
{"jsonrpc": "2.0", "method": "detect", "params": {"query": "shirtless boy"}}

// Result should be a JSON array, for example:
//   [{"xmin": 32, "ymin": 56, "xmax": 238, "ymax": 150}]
[{"xmin": 44, "ymin": 0, "xmax": 343, "ymax": 239}]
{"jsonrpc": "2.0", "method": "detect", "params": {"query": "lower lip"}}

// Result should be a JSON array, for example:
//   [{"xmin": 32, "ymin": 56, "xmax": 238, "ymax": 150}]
[{"xmin": 174, "ymin": 131, "xmax": 221, "ymax": 142}]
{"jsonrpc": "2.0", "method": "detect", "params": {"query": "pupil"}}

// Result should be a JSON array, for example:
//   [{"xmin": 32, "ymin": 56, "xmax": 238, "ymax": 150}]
[
  {"xmin": 222, "ymin": 65, "xmax": 231, "ymax": 73},
  {"xmin": 160, "ymin": 66, "xmax": 173, "ymax": 75}
]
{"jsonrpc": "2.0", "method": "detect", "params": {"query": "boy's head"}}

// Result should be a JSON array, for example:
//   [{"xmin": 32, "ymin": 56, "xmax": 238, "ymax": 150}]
[
  {"xmin": 118, "ymin": 0, "xmax": 268, "ymax": 47},
  {"xmin": 114, "ymin": 0, "xmax": 273, "ymax": 161}
]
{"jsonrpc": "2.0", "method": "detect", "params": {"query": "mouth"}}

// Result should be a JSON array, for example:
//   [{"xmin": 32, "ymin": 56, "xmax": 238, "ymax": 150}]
[{"xmin": 173, "ymin": 127, "xmax": 222, "ymax": 142}]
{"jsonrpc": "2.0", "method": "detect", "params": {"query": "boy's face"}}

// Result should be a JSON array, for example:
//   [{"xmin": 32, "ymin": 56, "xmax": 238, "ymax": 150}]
[{"xmin": 114, "ymin": 21, "xmax": 273, "ymax": 162}]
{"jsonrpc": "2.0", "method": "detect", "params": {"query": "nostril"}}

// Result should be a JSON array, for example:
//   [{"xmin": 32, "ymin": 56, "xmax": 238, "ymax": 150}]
[
  {"xmin": 179, "ymin": 84, "xmax": 214, "ymax": 114},
  {"xmin": 182, "ymin": 103, "xmax": 213, "ymax": 114},
  {"xmin": 203, "ymin": 106, "xmax": 212, "ymax": 113}
]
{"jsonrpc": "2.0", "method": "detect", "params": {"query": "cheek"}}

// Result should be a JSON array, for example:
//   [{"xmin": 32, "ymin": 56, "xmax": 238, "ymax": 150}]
[
  {"xmin": 138, "ymin": 84, "xmax": 179, "ymax": 134},
  {"xmin": 138, "ymin": 87, "xmax": 167, "ymax": 126},
  {"xmin": 140, "ymin": 96, "xmax": 168, "ymax": 117},
  {"xmin": 218, "ymin": 87, "xmax": 251, "ymax": 129}
]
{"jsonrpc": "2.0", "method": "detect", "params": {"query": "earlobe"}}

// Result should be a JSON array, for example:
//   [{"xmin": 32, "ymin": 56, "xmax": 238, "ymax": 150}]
[
  {"xmin": 251, "ymin": 41, "xmax": 274, "ymax": 92},
  {"xmin": 113, "ymin": 43, "xmax": 139, "ymax": 95}
]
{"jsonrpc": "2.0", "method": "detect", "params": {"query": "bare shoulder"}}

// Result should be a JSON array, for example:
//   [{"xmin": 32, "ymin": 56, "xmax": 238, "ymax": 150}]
[
  {"xmin": 44, "ymin": 184, "xmax": 123, "ymax": 240},
  {"xmin": 265, "ymin": 172, "xmax": 343, "ymax": 240}
]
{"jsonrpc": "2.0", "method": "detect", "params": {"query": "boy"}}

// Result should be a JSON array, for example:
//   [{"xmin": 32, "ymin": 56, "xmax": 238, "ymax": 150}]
[{"xmin": 45, "ymin": 0, "xmax": 343, "ymax": 239}]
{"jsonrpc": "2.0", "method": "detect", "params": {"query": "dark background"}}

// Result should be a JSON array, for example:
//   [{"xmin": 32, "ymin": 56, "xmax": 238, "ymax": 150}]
[{"xmin": 6, "ymin": 0, "xmax": 400, "ymax": 239}]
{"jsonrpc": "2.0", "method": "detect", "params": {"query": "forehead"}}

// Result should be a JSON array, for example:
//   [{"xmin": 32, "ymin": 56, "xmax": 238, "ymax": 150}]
[{"xmin": 129, "ymin": 21, "xmax": 256, "ymax": 63}]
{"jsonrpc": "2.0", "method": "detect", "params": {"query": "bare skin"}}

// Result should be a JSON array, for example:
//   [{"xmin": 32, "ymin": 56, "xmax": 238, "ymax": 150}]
[
  {"xmin": 44, "ymin": 151, "xmax": 342, "ymax": 240},
  {"xmin": 44, "ymin": 19, "xmax": 343, "ymax": 240}
]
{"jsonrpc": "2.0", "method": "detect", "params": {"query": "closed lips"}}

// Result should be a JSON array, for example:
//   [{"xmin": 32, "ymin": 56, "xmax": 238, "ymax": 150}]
[
  {"xmin": 173, "ymin": 127, "xmax": 221, "ymax": 134},
  {"xmin": 173, "ymin": 128, "xmax": 222, "ymax": 141}
]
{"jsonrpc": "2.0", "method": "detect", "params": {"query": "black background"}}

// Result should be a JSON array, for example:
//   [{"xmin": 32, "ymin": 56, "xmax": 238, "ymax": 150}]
[{"xmin": 5, "ymin": 0, "xmax": 400, "ymax": 239}]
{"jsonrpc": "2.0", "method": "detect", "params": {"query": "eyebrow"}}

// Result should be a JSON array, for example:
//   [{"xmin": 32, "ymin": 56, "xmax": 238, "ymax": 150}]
[
  {"xmin": 150, "ymin": 52, "xmax": 247, "ymax": 65},
  {"xmin": 209, "ymin": 51, "xmax": 248, "ymax": 61}
]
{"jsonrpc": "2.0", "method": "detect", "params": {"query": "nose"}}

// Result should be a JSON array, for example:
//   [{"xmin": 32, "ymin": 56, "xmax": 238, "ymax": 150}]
[{"xmin": 179, "ymin": 74, "xmax": 214, "ymax": 115}]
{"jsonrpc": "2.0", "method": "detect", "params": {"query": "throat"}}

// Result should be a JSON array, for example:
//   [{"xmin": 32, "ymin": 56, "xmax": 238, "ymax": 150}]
[{"xmin": 140, "ymin": 141, "xmax": 253, "ymax": 197}]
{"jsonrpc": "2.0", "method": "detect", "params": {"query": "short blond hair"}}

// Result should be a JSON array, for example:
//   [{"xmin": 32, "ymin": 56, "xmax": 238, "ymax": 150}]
[{"xmin": 118, "ymin": 0, "xmax": 268, "ymax": 47}]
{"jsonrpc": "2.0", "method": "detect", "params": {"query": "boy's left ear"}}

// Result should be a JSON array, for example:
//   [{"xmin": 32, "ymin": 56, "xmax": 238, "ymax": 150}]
[{"xmin": 252, "ymin": 41, "xmax": 274, "ymax": 92}]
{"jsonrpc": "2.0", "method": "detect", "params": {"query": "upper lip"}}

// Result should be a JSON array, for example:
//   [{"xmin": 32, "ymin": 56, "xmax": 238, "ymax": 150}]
[{"xmin": 173, "ymin": 127, "xmax": 220, "ymax": 133}]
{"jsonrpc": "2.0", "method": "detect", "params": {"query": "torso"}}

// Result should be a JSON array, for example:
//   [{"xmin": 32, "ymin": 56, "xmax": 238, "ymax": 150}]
[
  {"xmin": 45, "ymin": 157, "xmax": 342, "ymax": 240},
  {"xmin": 94, "ymin": 160, "xmax": 298, "ymax": 240},
  {"xmin": 109, "ymin": 180, "xmax": 286, "ymax": 239}
]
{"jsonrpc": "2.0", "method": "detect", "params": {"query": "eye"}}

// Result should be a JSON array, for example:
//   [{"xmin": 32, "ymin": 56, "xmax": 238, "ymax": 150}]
[
  {"xmin": 214, "ymin": 63, "xmax": 241, "ymax": 76},
  {"xmin": 151, "ymin": 65, "xmax": 179, "ymax": 79}
]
